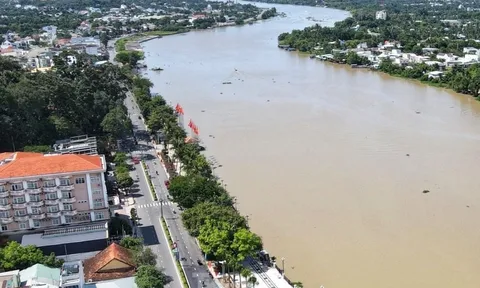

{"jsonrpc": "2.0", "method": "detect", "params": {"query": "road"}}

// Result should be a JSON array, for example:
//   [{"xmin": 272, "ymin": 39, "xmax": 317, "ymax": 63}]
[
  {"xmin": 109, "ymin": 39, "xmax": 219, "ymax": 288},
  {"xmin": 125, "ymin": 91, "xmax": 219, "ymax": 288}
]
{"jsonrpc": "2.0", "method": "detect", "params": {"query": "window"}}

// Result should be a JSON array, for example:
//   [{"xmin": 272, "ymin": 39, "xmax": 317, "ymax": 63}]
[
  {"xmin": 60, "ymin": 179, "xmax": 70, "ymax": 186},
  {"xmin": 62, "ymin": 191, "xmax": 73, "ymax": 199},
  {"xmin": 13, "ymin": 197, "xmax": 25, "ymax": 204},
  {"xmin": 65, "ymin": 285, "xmax": 79, "ymax": 288},
  {"xmin": 14, "ymin": 210, "xmax": 26, "ymax": 216},
  {"xmin": 47, "ymin": 206, "xmax": 59, "ymax": 213},
  {"xmin": 52, "ymin": 218, "xmax": 60, "ymax": 225},
  {"xmin": 94, "ymin": 198, "xmax": 103, "ymax": 208},
  {"xmin": 65, "ymin": 216, "xmax": 72, "ymax": 224},
  {"xmin": 94, "ymin": 212, "xmax": 104, "ymax": 220},
  {"xmin": 0, "ymin": 211, "xmax": 9, "ymax": 218},
  {"xmin": 30, "ymin": 194, "xmax": 41, "ymax": 202},
  {"xmin": 31, "ymin": 208, "xmax": 41, "ymax": 214},
  {"xmin": 90, "ymin": 176, "xmax": 100, "ymax": 183},
  {"xmin": 11, "ymin": 183, "xmax": 23, "ymax": 191},
  {"xmin": 27, "ymin": 182, "xmax": 38, "ymax": 189},
  {"xmin": 33, "ymin": 220, "xmax": 40, "ymax": 228},
  {"xmin": 1, "ymin": 225, "xmax": 7, "ymax": 231},
  {"xmin": 46, "ymin": 193, "xmax": 57, "ymax": 200},
  {"xmin": 0, "ymin": 186, "xmax": 5, "ymax": 192},
  {"xmin": 63, "ymin": 204, "xmax": 73, "ymax": 211},
  {"xmin": 75, "ymin": 177, "xmax": 85, "ymax": 184},
  {"xmin": 0, "ymin": 198, "xmax": 8, "ymax": 205},
  {"xmin": 19, "ymin": 222, "xmax": 28, "ymax": 229},
  {"xmin": 93, "ymin": 189, "xmax": 102, "ymax": 195},
  {"xmin": 43, "ymin": 180, "xmax": 56, "ymax": 187}
]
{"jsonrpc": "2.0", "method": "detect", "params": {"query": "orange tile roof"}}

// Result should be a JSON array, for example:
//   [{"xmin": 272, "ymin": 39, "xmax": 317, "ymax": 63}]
[
  {"xmin": 83, "ymin": 243, "xmax": 136, "ymax": 282},
  {"xmin": 0, "ymin": 152, "xmax": 103, "ymax": 179}
]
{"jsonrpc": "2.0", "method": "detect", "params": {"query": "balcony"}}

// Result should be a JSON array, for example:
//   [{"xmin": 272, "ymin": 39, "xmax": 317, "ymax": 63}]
[
  {"xmin": 62, "ymin": 210, "xmax": 77, "ymax": 216},
  {"xmin": 0, "ymin": 204, "xmax": 11, "ymax": 210},
  {"xmin": 0, "ymin": 217, "xmax": 13, "ymax": 224},
  {"xmin": 43, "ymin": 186, "xmax": 57, "ymax": 192},
  {"xmin": 45, "ymin": 199, "xmax": 60, "ymax": 205},
  {"xmin": 14, "ymin": 215, "xmax": 29, "ymax": 222},
  {"xmin": 0, "ymin": 191, "xmax": 9, "ymax": 198},
  {"xmin": 61, "ymin": 197, "xmax": 76, "ymax": 204},
  {"xmin": 12, "ymin": 203, "xmax": 27, "ymax": 209},
  {"xmin": 31, "ymin": 213, "xmax": 46, "ymax": 220},
  {"xmin": 59, "ymin": 184, "xmax": 74, "ymax": 190},
  {"xmin": 29, "ymin": 200, "xmax": 44, "ymax": 207},
  {"xmin": 27, "ymin": 188, "xmax": 42, "ymax": 194},
  {"xmin": 47, "ymin": 211, "xmax": 61, "ymax": 218},
  {"xmin": 10, "ymin": 190, "xmax": 25, "ymax": 196}
]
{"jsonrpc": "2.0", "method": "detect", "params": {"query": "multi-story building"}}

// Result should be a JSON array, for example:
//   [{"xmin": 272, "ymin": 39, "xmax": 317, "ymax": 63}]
[{"xmin": 0, "ymin": 152, "xmax": 110, "ymax": 233}]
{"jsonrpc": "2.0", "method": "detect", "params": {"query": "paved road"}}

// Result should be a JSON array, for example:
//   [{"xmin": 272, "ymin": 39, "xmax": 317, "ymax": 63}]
[{"xmin": 125, "ymin": 91, "xmax": 219, "ymax": 288}]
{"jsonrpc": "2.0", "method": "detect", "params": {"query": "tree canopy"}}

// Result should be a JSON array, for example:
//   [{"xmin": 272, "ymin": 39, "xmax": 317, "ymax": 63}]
[
  {"xmin": 135, "ymin": 265, "xmax": 167, "ymax": 288},
  {"xmin": 0, "ymin": 241, "xmax": 63, "ymax": 270}
]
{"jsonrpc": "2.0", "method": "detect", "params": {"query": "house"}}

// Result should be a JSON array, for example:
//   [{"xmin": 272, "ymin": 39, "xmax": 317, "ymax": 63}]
[
  {"xmin": 83, "ymin": 243, "xmax": 136, "ymax": 283},
  {"xmin": 61, "ymin": 261, "xmax": 85, "ymax": 288},
  {"xmin": 0, "ymin": 270, "xmax": 20, "ymax": 288},
  {"xmin": 375, "ymin": 10, "xmax": 387, "ymax": 20},
  {"xmin": 20, "ymin": 264, "xmax": 61, "ymax": 288},
  {"xmin": 0, "ymin": 152, "xmax": 109, "ymax": 233},
  {"xmin": 427, "ymin": 71, "xmax": 443, "ymax": 79},
  {"xmin": 84, "ymin": 277, "xmax": 138, "ymax": 288}
]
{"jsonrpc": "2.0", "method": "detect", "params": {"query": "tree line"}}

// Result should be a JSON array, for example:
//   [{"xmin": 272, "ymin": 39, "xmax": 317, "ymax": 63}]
[
  {"xmin": 0, "ymin": 53, "xmax": 132, "ymax": 152},
  {"xmin": 130, "ymin": 74, "xmax": 274, "ymax": 286}
]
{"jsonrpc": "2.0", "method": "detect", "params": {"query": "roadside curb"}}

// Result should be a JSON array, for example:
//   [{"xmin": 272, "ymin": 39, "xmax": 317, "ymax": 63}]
[{"xmin": 160, "ymin": 217, "xmax": 191, "ymax": 288}]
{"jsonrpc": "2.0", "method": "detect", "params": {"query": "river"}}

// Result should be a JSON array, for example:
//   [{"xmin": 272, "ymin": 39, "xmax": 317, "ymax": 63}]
[{"xmin": 141, "ymin": 3, "xmax": 480, "ymax": 287}]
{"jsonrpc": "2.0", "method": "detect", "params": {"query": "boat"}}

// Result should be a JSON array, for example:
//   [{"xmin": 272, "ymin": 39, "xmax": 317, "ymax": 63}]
[
  {"xmin": 222, "ymin": 81, "xmax": 232, "ymax": 84},
  {"xmin": 151, "ymin": 67, "xmax": 164, "ymax": 71}
]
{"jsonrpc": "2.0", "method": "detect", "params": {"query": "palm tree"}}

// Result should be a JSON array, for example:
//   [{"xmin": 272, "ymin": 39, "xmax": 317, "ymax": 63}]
[{"xmin": 248, "ymin": 276, "xmax": 257, "ymax": 288}]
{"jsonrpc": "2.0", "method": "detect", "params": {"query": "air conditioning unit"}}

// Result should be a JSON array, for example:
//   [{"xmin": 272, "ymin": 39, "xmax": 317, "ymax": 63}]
[{"xmin": 88, "ymin": 279, "xmax": 93, "ymax": 283}]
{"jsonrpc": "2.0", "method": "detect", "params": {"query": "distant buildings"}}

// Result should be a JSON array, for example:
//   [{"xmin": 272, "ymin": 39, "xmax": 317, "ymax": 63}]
[
  {"xmin": 0, "ymin": 152, "xmax": 109, "ymax": 233},
  {"xmin": 375, "ymin": 10, "xmax": 387, "ymax": 20}
]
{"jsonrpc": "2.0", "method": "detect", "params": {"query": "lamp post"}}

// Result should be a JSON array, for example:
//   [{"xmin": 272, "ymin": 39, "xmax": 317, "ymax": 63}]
[{"xmin": 281, "ymin": 257, "xmax": 285, "ymax": 278}]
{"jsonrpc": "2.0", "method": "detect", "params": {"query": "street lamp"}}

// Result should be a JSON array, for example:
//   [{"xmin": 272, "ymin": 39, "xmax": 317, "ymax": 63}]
[{"xmin": 281, "ymin": 257, "xmax": 285, "ymax": 278}]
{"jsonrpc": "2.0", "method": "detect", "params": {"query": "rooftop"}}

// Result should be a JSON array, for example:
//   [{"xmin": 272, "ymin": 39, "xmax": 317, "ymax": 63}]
[
  {"xmin": 83, "ymin": 243, "xmax": 136, "ymax": 282},
  {"xmin": 84, "ymin": 276, "xmax": 138, "ymax": 288},
  {"xmin": 20, "ymin": 264, "xmax": 61, "ymax": 288},
  {"xmin": 0, "ymin": 152, "xmax": 104, "ymax": 179}
]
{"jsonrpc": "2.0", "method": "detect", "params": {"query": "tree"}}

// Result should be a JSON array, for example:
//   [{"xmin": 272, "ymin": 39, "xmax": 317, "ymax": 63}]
[
  {"xmin": 240, "ymin": 268, "xmax": 252, "ymax": 288},
  {"xmin": 117, "ymin": 172, "xmax": 134, "ymax": 190},
  {"xmin": 134, "ymin": 247, "xmax": 157, "ymax": 266},
  {"xmin": 101, "ymin": 106, "xmax": 132, "ymax": 139},
  {"xmin": 130, "ymin": 208, "xmax": 139, "ymax": 224},
  {"xmin": 120, "ymin": 236, "xmax": 143, "ymax": 251},
  {"xmin": 109, "ymin": 216, "xmax": 133, "ymax": 237},
  {"xmin": 248, "ymin": 276, "xmax": 258, "ymax": 288},
  {"xmin": 114, "ymin": 152, "xmax": 128, "ymax": 166},
  {"xmin": 231, "ymin": 229, "xmax": 262, "ymax": 263},
  {"xmin": 115, "ymin": 51, "xmax": 145, "ymax": 66},
  {"xmin": 168, "ymin": 175, "xmax": 231, "ymax": 209},
  {"xmin": 135, "ymin": 265, "xmax": 167, "ymax": 288},
  {"xmin": 198, "ymin": 219, "xmax": 234, "ymax": 260},
  {"xmin": 0, "ymin": 241, "xmax": 63, "ymax": 270},
  {"xmin": 182, "ymin": 202, "xmax": 247, "ymax": 237}
]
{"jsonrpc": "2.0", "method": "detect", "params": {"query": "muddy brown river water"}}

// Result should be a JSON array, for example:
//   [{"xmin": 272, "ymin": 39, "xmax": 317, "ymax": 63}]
[{"xmin": 142, "ymin": 3, "xmax": 480, "ymax": 287}]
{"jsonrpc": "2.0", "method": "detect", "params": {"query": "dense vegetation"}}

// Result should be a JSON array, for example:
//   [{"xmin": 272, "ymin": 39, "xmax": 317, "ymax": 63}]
[
  {"xmin": 278, "ymin": 0, "xmax": 480, "ymax": 97},
  {"xmin": 130, "ymin": 74, "xmax": 273, "ymax": 284},
  {"xmin": 0, "ymin": 241, "xmax": 64, "ymax": 270},
  {"xmin": 0, "ymin": 54, "xmax": 131, "ymax": 152}
]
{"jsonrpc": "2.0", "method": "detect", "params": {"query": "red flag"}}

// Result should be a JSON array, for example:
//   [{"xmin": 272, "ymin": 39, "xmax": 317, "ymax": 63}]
[
  {"xmin": 175, "ymin": 104, "xmax": 180, "ymax": 113},
  {"xmin": 178, "ymin": 106, "xmax": 184, "ymax": 115},
  {"xmin": 188, "ymin": 119, "xmax": 193, "ymax": 128},
  {"xmin": 193, "ymin": 126, "xmax": 199, "ymax": 135}
]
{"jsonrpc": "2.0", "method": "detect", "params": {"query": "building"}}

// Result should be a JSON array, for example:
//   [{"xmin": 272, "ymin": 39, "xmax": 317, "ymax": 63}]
[
  {"xmin": 83, "ymin": 243, "xmax": 136, "ymax": 283},
  {"xmin": 20, "ymin": 264, "xmax": 61, "ymax": 288},
  {"xmin": 61, "ymin": 261, "xmax": 85, "ymax": 288},
  {"xmin": 375, "ymin": 10, "xmax": 387, "ymax": 20},
  {"xmin": 53, "ymin": 135, "xmax": 98, "ymax": 155},
  {"xmin": 0, "ymin": 152, "xmax": 109, "ymax": 233},
  {"xmin": 0, "ymin": 270, "xmax": 20, "ymax": 288}
]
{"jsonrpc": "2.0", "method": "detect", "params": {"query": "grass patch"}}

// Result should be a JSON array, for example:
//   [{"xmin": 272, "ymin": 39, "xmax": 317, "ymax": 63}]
[
  {"xmin": 161, "ymin": 218, "xmax": 189, "ymax": 288},
  {"xmin": 142, "ymin": 160, "xmax": 158, "ymax": 201},
  {"xmin": 115, "ymin": 30, "xmax": 189, "ymax": 52}
]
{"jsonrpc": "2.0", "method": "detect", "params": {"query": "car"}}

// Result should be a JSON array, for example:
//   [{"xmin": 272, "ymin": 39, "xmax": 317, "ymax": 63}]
[{"xmin": 197, "ymin": 259, "xmax": 203, "ymax": 266}]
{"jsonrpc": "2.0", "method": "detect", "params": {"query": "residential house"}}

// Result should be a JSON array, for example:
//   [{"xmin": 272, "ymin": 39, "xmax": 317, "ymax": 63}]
[
  {"xmin": 20, "ymin": 264, "xmax": 61, "ymax": 288},
  {"xmin": 375, "ymin": 10, "xmax": 387, "ymax": 20},
  {"xmin": 0, "ymin": 270, "xmax": 20, "ymax": 288},
  {"xmin": 83, "ymin": 243, "xmax": 136, "ymax": 284},
  {"xmin": 0, "ymin": 152, "xmax": 110, "ymax": 233},
  {"xmin": 61, "ymin": 261, "xmax": 85, "ymax": 288}
]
